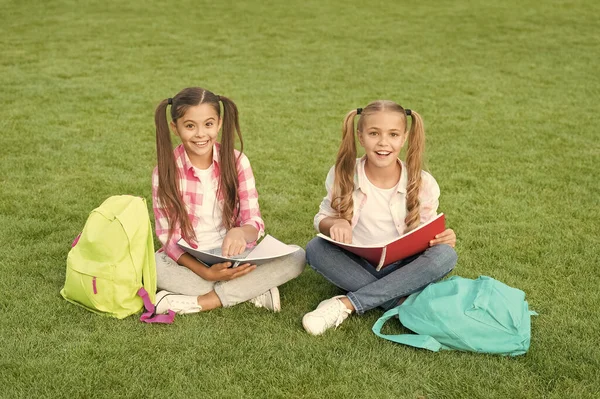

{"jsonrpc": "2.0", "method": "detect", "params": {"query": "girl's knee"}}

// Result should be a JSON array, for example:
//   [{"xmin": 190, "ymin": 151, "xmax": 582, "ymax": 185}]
[
  {"xmin": 287, "ymin": 247, "xmax": 306, "ymax": 279},
  {"xmin": 305, "ymin": 237, "xmax": 320, "ymax": 255},
  {"xmin": 306, "ymin": 237, "xmax": 327, "ymax": 265},
  {"xmin": 155, "ymin": 251, "xmax": 177, "ymax": 269},
  {"xmin": 430, "ymin": 244, "xmax": 458, "ymax": 274}
]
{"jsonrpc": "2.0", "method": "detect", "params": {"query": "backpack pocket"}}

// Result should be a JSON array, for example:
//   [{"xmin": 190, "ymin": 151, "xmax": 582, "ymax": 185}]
[
  {"xmin": 62, "ymin": 258, "xmax": 115, "ymax": 315},
  {"xmin": 464, "ymin": 277, "xmax": 523, "ymax": 333}
]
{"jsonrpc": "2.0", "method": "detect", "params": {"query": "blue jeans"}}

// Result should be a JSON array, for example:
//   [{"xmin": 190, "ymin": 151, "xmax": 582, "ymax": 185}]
[{"xmin": 306, "ymin": 237, "xmax": 457, "ymax": 314}]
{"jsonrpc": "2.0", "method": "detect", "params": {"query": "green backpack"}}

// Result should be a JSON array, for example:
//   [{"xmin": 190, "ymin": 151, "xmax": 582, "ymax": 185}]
[
  {"xmin": 61, "ymin": 195, "xmax": 165, "ymax": 320},
  {"xmin": 372, "ymin": 276, "xmax": 537, "ymax": 356}
]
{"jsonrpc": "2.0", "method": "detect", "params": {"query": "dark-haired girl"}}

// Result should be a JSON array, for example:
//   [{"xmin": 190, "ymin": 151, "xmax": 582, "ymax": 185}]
[{"xmin": 152, "ymin": 87, "xmax": 304, "ymax": 315}]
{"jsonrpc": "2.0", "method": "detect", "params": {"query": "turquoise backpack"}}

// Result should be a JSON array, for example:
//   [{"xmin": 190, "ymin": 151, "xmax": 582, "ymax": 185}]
[
  {"xmin": 61, "ymin": 195, "xmax": 174, "ymax": 323},
  {"xmin": 372, "ymin": 276, "xmax": 537, "ymax": 356}
]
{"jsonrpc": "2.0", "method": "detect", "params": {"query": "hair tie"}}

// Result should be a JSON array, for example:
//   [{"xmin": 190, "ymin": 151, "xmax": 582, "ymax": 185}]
[
  {"xmin": 216, "ymin": 95, "xmax": 221, "ymax": 102},
  {"xmin": 167, "ymin": 98, "xmax": 173, "ymax": 105},
  {"xmin": 405, "ymin": 109, "xmax": 412, "ymax": 116},
  {"xmin": 356, "ymin": 108, "xmax": 363, "ymax": 115}
]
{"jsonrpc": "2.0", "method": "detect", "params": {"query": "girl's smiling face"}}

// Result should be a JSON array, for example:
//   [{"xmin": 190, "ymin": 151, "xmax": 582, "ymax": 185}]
[
  {"xmin": 358, "ymin": 111, "xmax": 407, "ymax": 171},
  {"xmin": 171, "ymin": 103, "xmax": 222, "ymax": 169}
]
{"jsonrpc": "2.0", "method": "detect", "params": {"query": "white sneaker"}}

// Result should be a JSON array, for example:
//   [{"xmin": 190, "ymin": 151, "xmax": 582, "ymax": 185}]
[
  {"xmin": 155, "ymin": 290, "xmax": 202, "ymax": 315},
  {"xmin": 302, "ymin": 295, "xmax": 352, "ymax": 335},
  {"xmin": 248, "ymin": 287, "xmax": 281, "ymax": 312}
]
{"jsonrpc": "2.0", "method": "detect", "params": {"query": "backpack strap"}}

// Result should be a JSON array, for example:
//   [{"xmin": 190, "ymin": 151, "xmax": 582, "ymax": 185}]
[
  {"xmin": 372, "ymin": 308, "xmax": 443, "ymax": 352},
  {"xmin": 137, "ymin": 288, "xmax": 175, "ymax": 324},
  {"xmin": 141, "ymin": 218, "xmax": 158, "ymax": 302}
]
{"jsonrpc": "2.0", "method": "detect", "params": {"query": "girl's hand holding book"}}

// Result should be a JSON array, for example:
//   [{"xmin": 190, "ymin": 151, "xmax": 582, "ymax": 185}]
[
  {"xmin": 203, "ymin": 261, "xmax": 257, "ymax": 282},
  {"xmin": 429, "ymin": 228, "xmax": 456, "ymax": 248}
]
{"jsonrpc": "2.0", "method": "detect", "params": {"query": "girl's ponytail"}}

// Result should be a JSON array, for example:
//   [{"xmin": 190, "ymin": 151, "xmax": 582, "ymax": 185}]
[
  {"xmin": 217, "ymin": 95, "xmax": 243, "ymax": 230},
  {"xmin": 155, "ymin": 98, "xmax": 196, "ymax": 244},
  {"xmin": 404, "ymin": 110, "xmax": 425, "ymax": 232},
  {"xmin": 331, "ymin": 109, "xmax": 359, "ymax": 222}
]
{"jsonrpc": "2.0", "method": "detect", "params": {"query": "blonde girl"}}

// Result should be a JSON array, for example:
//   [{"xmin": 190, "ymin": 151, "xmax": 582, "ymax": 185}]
[{"xmin": 303, "ymin": 100, "xmax": 457, "ymax": 335}]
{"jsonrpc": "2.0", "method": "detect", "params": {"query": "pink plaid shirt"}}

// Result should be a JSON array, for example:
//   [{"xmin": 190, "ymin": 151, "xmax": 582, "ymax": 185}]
[{"xmin": 152, "ymin": 143, "xmax": 265, "ymax": 261}]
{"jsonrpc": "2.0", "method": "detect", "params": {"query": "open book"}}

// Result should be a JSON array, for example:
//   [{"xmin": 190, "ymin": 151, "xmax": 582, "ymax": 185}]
[
  {"xmin": 317, "ymin": 213, "xmax": 445, "ymax": 271},
  {"xmin": 177, "ymin": 234, "xmax": 299, "ymax": 267}
]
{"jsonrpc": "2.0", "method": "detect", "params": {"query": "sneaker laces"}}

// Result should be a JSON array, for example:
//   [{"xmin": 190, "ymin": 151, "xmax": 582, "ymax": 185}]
[
  {"xmin": 156, "ymin": 292, "xmax": 201, "ymax": 313},
  {"xmin": 250, "ymin": 291, "xmax": 268, "ymax": 307},
  {"xmin": 324, "ymin": 299, "xmax": 351, "ymax": 328}
]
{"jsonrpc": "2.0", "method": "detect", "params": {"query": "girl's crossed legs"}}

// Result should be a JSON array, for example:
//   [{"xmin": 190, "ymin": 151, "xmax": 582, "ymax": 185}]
[
  {"xmin": 155, "ymin": 247, "xmax": 305, "ymax": 313},
  {"xmin": 303, "ymin": 238, "xmax": 457, "ymax": 333}
]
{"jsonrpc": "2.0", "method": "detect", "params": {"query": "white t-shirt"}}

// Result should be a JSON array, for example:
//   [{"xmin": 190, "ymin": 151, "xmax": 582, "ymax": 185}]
[
  {"xmin": 192, "ymin": 165, "xmax": 227, "ymax": 250},
  {"xmin": 352, "ymin": 174, "xmax": 400, "ymax": 246}
]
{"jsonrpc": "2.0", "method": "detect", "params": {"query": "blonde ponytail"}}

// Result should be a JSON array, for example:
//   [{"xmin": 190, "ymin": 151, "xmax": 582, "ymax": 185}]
[
  {"xmin": 403, "ymin": 110, "xmax": 425, "ymax": 232},
  {"xmin": 331, "ymin": 109, "xmax": 359, "ymax": 222}
]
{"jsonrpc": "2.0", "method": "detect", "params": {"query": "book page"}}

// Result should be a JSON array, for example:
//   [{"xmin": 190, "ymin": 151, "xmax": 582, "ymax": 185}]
[
  {"xmin": 246, "ymin": 234, "xmax": 297, "ymax": 259},
  {"xmin": 177, "ymin": 234, "xmax": 298, "ymax": 266},
  {"xmin": 316, "ymin": 233, "xmax": 385, "ymax": 249}
]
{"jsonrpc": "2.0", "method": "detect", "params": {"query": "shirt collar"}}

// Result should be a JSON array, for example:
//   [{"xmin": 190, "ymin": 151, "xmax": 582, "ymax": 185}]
[
  {"xmin": 176, "ymin": 142, "xmax": 221, "ymax": 173},
  {"xmin": 356, "ymin": 155, "xmax": 407, "ymax": 194}
]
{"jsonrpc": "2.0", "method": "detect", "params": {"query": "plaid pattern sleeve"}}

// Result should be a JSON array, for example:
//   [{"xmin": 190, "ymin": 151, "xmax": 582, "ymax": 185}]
[
  {"xmin": 152, "ymin": 166, "xmax": 185, "ymax": 261},
  {"xmin": 235, "ymin": 151, "xmax": 265, "ymax": 242}
]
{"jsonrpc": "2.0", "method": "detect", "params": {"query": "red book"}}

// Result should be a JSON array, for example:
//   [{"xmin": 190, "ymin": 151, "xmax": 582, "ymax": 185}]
[{"xmin": 317, "ymin": 213, "xmax": 446, "ymax": 271}]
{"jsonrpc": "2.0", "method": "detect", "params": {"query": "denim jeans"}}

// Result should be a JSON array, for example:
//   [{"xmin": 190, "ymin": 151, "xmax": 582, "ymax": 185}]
[{"xmin": 306, "ymin": 237, "xmax": 457, "ymax": 314}]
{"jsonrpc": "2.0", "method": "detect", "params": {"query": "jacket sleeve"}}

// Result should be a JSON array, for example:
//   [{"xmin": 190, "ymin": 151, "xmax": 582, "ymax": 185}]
[
  {"xmin": 418, "ymin": 171, "xmax": 440, "ymax": 224},
  {"xmin": 313, "ymin": 166, "xmax": 338, "ymax": 232}
]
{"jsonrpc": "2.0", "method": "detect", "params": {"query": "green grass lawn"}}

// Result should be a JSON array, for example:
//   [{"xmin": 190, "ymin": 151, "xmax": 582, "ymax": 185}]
[{"xmin": 1, "ymin": 0, "xmax": 599, "ymax": 397}]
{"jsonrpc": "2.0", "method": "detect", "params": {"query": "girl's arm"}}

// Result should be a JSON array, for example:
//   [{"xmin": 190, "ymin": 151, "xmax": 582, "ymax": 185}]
[
  {"xmin": 418, "ymin": 171, "xmax": 441, "ymax": 225},
  {"xmin": 177, "ymin": 253, "xmax": 256, "ymax": 281},
  {"xmin": 313, "ymin": 166, "xmax": 354, "ymax": 243},
  {"xmin": 318, "ymin": 217, "xmax": 353, "ymax": 244},
  {"xmin": 419, "ymin": 172, "xmax": 456, "ymax": 247},
  {"xmin": 314, "ymin": 166, "xmax": 342, "ymax": 231},
  {"xmin": 232, "ymin": 152, "xmax": 265, "ymax": 242}
]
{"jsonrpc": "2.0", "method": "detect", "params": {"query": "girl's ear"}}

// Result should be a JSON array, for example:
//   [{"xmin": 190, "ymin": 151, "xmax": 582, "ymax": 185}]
[
  {"xmin": 217, "ymin": 117, "xmax": 223, "ymax": 132},
  {"xmin": 170, "ymin": 121, "xmax": 180, "ymax": 137}
]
